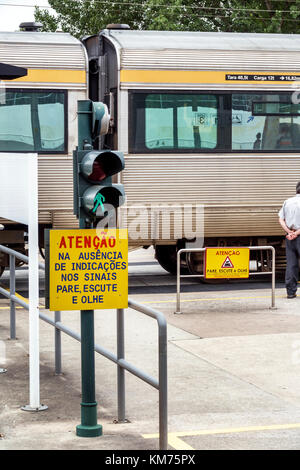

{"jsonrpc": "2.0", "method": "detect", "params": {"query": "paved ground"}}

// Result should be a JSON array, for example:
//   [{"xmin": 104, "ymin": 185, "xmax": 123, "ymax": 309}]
[{"xmin": 1, "ymin": 248, "xmax": 300, "ymax": 450}]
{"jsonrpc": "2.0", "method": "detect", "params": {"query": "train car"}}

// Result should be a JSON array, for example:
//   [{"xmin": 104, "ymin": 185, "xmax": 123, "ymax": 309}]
[
  {"xmin": 83, "ymin": 26, "xmax": 300, "ymax": 274},
  {"xmin": 1, "ymin": 25, "xmax": 300, "ymax": 276},
  {"xmin": 0, "ymin": 24, "xmax": 88, "ymax": 276}
]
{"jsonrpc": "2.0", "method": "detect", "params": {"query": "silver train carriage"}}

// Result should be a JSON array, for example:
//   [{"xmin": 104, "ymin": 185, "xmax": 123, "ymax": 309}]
[
  {"xmin": 84, "ymin": 27, "xmax": 300, "ymax": 275},
  {"xmin": 0, "ymin": 27, "xmax": 88, "ymax": 275},
  {"xmin": 1, "ymin": 25, "xmax": 300, "ymax": 275}
]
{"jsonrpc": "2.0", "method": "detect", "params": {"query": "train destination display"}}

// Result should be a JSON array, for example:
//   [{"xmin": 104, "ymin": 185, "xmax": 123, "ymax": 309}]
[
  {"xmin": 205, "ymin": 248, "xmax": 250, "ymax": 279},
  {"xmin": 46, "ymin": 229, "xmax": 128, "ymax": 311}
]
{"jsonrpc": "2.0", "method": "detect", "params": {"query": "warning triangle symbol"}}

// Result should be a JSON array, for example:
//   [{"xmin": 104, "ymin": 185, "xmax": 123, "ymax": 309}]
[{"xmin": 221, "ymin": 256, "xmax": 234, "ymax": 268}]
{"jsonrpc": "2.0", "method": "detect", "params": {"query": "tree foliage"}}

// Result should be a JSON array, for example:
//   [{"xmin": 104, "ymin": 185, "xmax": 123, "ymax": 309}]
[{"xmin": 34, "ymin": 0, "xmax": 300, "ymax": 38}]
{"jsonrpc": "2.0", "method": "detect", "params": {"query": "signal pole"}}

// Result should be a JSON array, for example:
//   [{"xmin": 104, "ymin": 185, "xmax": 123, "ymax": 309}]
[
  {"xmin": 76, "ymin": 101, "xmax": 102, "ymax": 438},
  {"xmin": 76, "ymin": 306, "xmax": 102, "ymax": 437},
  {"xmin": 74, "ymin": 100, "xmax": 125, "ymax": 437}
]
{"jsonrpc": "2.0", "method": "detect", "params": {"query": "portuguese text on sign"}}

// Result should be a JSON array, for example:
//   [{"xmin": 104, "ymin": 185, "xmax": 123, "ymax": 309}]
[
  {"xmin": 205, "ymin": 248, "xmax": 250, "ymax": 279},
  {"xmin": 47, "ymin": 229, "xmax": 128, "ymax": 311}
]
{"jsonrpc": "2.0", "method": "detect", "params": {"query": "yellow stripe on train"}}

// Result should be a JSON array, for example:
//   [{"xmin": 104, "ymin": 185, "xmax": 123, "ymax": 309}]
[
  {"xmin": 4, "ymin": 69, "xmax": 86, "ymax": 84},
  {"xmin": 120, "ymin": 69, "xmax": 300, "ymax": 85}
]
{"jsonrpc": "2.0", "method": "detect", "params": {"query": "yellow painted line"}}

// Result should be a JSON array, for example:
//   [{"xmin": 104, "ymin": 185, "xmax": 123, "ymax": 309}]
[
  {"xmin": 141, "ymin": 294, "xmax": 288, "ymax": 305},
  {"xmin": 2, "ymin": 287, "xmax": 28, "ymax": 305},
  {"xmin": 14, "ymin": 292, "xmax": 29, "ymax": 304},
  {"xmin": 4, "ymin": 68, "xmax": 86, "ymax": 84},
  {"xmin": 0, "ymin": 306, "xmax": 23, "ymax": 310},
  {"xmin": 143, "ymin": 422, "xmax": 300, "ymax": 450},
  {"xmin": 120, "ymin": 69, "xmax": 300, "ymax": 85},
  {"xmin": 1, "ymin": 287, "xmax": 44, "ymax": 308},
  {"xmin": 142, "ymin": 431, "xmax": 194, "ymax": 451},
  {"xmin": 167, "ymin": 435, "xmax": 194, "ymax": 451}
]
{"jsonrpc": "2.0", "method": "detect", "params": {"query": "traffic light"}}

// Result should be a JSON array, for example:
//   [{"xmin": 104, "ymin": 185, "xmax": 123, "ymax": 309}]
[
  {"xmin": 73, "ymin": 100, "xmax": 125, "ymax": 226},
  {"xmin": 74, "ymin": 147, "xmax": 125, "ymax": 223}
]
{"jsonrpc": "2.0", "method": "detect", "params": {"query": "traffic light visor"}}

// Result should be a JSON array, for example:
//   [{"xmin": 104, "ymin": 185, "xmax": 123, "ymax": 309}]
[{"xmin": 81, "ymin": 150, "xmax": 124, "ymax": 183}]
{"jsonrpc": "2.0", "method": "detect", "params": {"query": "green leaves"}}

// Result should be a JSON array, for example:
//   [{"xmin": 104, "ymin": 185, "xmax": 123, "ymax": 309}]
[
  {"xmin": 34, "ymin": 0, "xmax": 300, "ymax": 38},
  {"xmin": 35, "ymin": 0, "xmax": 148, "ymax": 37}
]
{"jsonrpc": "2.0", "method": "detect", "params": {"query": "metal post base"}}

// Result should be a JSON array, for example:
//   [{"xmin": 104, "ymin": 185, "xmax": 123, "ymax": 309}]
[
  {"xmin": 174, "ymin": 311, "xmax": 182, "ymax": 315},
  {"xmin": 76, "ymin": 424, "xmax": 103, "ymax": 438},
  {"xmin": 76, "ymin": 401, "xmax": 102, "ymax": 438},
  {"xmin": 0, "ymin": 368, "xmax": 7, "ymax": 374},
  {"xmin": 269, "ymin": 307, "xmax": 277, "ymax": 310},
  {"xmin": 21, "ymin": 404, "xmax": 48, "ymax": 412}
]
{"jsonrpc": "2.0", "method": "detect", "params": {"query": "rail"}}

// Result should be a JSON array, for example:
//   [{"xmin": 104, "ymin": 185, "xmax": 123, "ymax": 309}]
[
  {"xmin": 0, "ymin": 244, "xmax": 168, "ymax": 450},
  {"xmin": 176, "ymin": 246, "xmax": 276, "ymax": 314}
]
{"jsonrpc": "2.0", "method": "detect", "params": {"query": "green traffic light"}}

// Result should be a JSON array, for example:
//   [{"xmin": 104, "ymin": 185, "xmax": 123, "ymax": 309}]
[
  {"xmin": 74, "ymin": 101, "xmax": 125, "ymax": 224},
  {"xmin": 93, "ymin": 193, "xmax": 105, "ymax": 213}
]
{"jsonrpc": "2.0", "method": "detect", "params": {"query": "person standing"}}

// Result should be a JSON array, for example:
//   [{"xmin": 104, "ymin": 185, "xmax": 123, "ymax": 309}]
[
  {"xmin": 278, "ymin": 182, "xmax": 300, "ymax": 298},
  {"xmin": 253, "ymin": 132, "xmax": 262, "ymax": 150}
]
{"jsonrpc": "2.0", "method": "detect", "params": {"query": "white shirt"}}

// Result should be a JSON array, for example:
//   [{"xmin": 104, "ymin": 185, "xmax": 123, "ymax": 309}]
[{"xmin": 278, "ymin": 194, "xmax": 300, "ymax": 230}]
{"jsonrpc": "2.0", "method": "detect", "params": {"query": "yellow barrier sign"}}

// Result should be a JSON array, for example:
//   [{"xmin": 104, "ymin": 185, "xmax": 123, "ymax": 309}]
[
  {"xmin": 47, "ymin": 229, "xmax": 128, "ymax": 311},
  {"xmin": 205, "ymin": 247, "xmax": 250, "ymax": 279}
]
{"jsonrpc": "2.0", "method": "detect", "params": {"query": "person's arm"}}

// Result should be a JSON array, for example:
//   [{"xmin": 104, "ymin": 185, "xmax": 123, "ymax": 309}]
[
  {"xmin": 278, "ymin": 202, "xmax": 297, "ymax": 238},
  {"xmin": 279, "ymin": 217, "xmax": 291, "ymax": 234},
  {"xmin": 279, "ymin": 218, "xmax": 296, "ymax": 239}
]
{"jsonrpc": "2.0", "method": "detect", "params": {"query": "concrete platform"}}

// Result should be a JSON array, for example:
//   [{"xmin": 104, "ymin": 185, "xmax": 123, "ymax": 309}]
[{"xmin": 1, "ymin": 278, "xmax": 300, "ymax": 450}]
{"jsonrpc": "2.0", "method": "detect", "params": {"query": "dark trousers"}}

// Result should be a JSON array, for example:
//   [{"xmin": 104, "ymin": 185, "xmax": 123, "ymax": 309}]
[{"xmin": 285, "ymin": 237, "xmax": 300, "ymax": 294}]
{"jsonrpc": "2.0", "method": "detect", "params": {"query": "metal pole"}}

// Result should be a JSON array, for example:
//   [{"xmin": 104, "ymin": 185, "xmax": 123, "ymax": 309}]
[
  {"xmin": 28, "ymin": 155, "xmax": 40, "ymax": 410},
  {"xmin": 55, "ymin": 311, "xmax": 62, "ymax": 375},
  {"xmin": 21, "ymin": 155, "xmax": 47, "ymax": 412},
  {"xmin": 271, "ymin": 247, "xmax": 276, "ymax": 309},
  {"xmin": 158, "ymin": 315, "xmax": 168, "ymax": 450},
  {"xmin": 117, "ymin": 308, "xmax": 126, "ymax": 422},
  {"xmin": 175, "ymin": 250, "xmax": 182, "ymax": 314},
  {"xmin": 128, "ymin": 299, "xmax": 168, "ymax": 450},
  {"xmin": 40, "ymin": 309, "xmax": 159, "ymax": 389},
  {"xmin": 0, "ymin": 244, "xmax": 44, "ymax": 269},
  {"xmin": 76, "ymin": 309, "xmax": 102, "ymax": 437},
  {"xmin": 9, "ymin": 254, "xmax": 16, "ymax": 340}
]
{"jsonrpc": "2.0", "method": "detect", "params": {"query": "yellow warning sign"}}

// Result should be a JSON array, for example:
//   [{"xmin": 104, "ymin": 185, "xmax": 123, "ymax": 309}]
[
  {"xmin": 205, "ymin": 248, "xmax": 250, "ymax": 279},
  {"xmin": 47, "ymin": 228, "xmax": 128, "ymax": 311}
]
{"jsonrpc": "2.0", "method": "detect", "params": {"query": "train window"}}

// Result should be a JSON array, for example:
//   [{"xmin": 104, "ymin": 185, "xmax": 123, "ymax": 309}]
[
  {"xmin": 0, "ymin": 90, "xmax": 66, "ymax": 153},
  {"xmin": 131, "ymin": 93, "xmax": 218, "ymax": 152},
  {"xmin": 232, "ymin": 93, "xmax": 300, "ymax": 151}
]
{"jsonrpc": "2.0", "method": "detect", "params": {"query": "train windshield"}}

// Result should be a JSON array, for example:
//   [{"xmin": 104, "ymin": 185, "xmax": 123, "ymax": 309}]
[
  {"xmin": 0, "ymin": 90, "xmax": 66, "ymax": 153},
  {"xmin": 130, "ymin": 91, "xmax": 300, "ymax": 153}
]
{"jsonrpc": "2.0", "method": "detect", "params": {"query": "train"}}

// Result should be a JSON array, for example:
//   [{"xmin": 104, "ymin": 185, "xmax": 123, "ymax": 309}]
[{"xmin": 1, "ymin": 23, "xmax": 300, "ymax": 277}]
